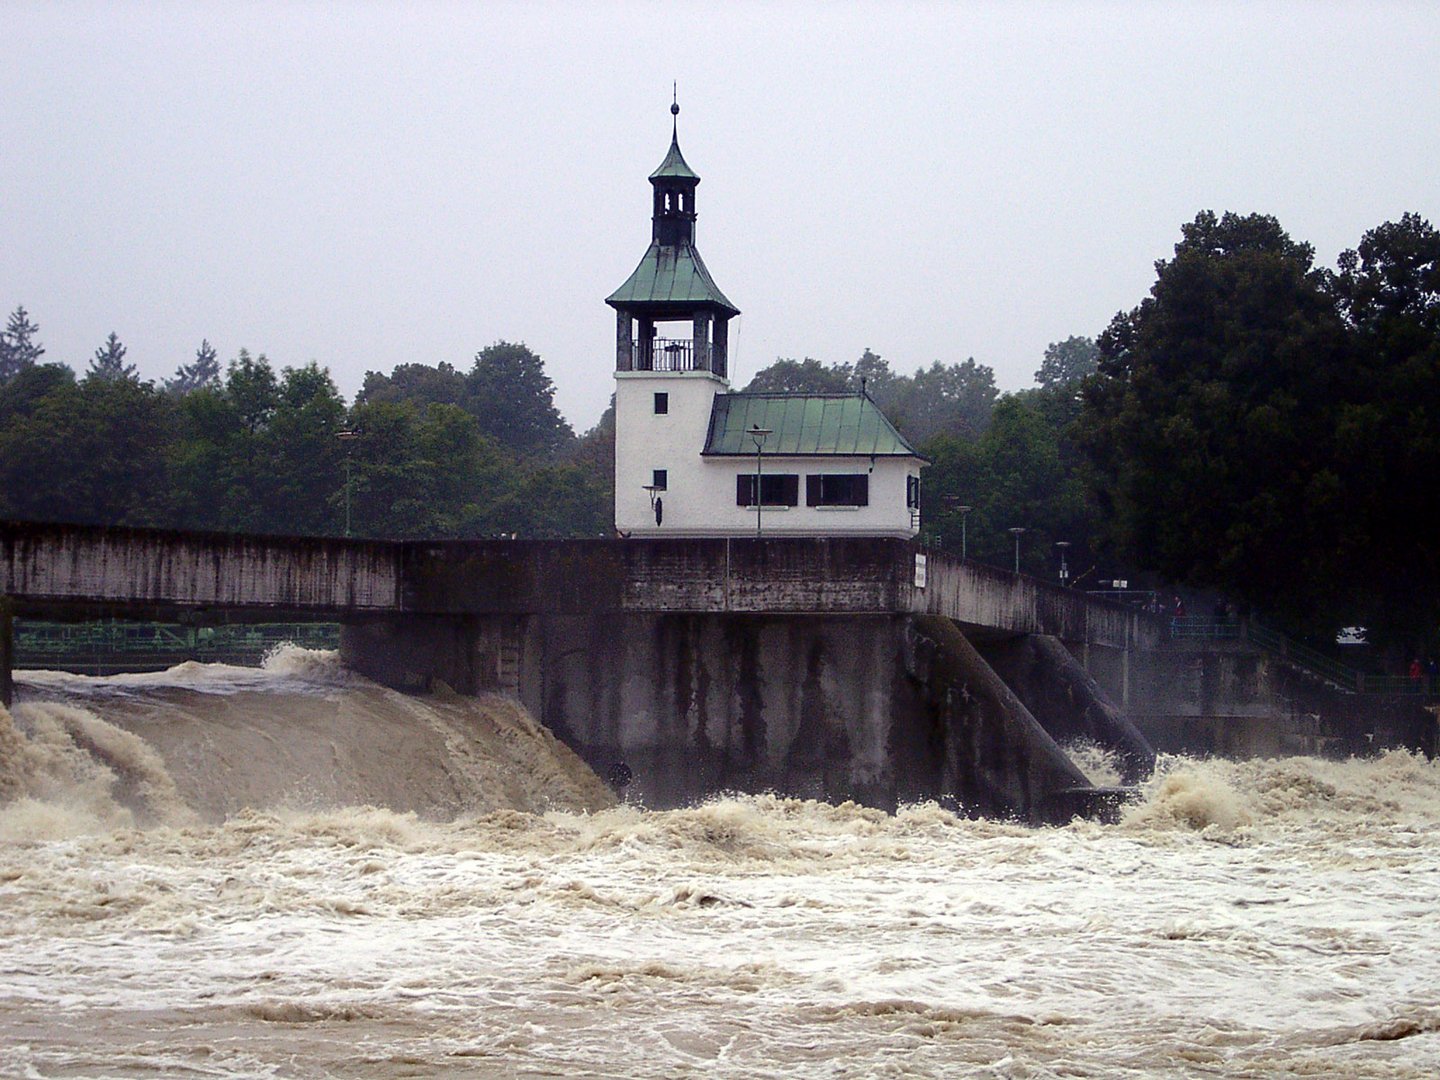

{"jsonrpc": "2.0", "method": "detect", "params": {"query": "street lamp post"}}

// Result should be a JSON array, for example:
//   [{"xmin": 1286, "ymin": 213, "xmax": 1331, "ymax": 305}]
[
  {"xmin": 750, "ymin": 424, "xmax": 772, "ymax": 537},
  {"xmin": 1055, "ymin": 540, "xmax": 1071, "ymax": 586},
  {"xmin": 939, "ymin": 497, "xmax": 973, "ymax": 558},
  {"xmin": 336, "ymin": 429, "xmax": 362, "ymax": 537},
  {"xmin": 1008, "ymin": 527, "xmax": 1027, "ymax": 574}
]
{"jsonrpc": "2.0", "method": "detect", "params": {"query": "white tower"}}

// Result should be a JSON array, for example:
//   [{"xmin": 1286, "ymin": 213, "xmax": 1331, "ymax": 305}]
[{"xmin": 607, "ymin": 101, "xmax": 739, "ymax": 535}]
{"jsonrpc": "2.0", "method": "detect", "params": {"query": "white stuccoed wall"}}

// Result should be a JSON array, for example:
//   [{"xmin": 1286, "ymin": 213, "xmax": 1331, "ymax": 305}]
[
  {"xmin": 615, "ymin": 370, "xmax": 922, "ymax": 538},
  {"xmin": 615, "ymin": 369, "xmax": 729, "ymax": 534}
]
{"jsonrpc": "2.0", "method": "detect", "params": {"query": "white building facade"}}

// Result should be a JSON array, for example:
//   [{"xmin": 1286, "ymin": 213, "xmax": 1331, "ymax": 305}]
[{"xmin": 610, "ymin": 107, "xmax": 925, "ymax": 539}]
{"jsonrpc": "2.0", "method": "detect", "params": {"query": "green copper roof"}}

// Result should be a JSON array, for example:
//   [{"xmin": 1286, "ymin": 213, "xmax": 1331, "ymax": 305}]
[
  {"xmin": 650, "ymin": 134, "xmax": 699, "ymax": 181},
  {"xmin": 606, "ymin": 242, "xmax": 739, "ymax": 315},
  {"xmin": 702, "ymin": 393, "xmax": 923, "ymax": 458}
]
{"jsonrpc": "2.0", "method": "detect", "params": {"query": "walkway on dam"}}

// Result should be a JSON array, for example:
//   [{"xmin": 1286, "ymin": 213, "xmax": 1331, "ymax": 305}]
[{"xmin": 2, "ymin": 520, "xmax": 1157, "ymax": 650}]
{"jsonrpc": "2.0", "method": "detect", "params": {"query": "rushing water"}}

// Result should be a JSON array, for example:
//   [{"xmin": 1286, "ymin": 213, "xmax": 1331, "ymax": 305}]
[{"xmin": 2, "ymin": 650, "xmax": 1438, "ymax": 1078}]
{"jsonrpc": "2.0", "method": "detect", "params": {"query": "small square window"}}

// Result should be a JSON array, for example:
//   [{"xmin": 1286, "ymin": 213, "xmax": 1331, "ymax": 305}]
[
  {"xmin": 654, "ymin": 392, "xmax": 669, "ymax": 414},
  {"xmin": 652, "ymin": 469, "xmax": 668, "ymax": 491}
]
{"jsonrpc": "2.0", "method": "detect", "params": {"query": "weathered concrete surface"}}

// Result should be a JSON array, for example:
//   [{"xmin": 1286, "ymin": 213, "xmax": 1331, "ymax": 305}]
[
  {"xmin": 515, "ymin": 613, "xmax": 908, "ymax": 811},
  {"xmin": 3, "ymin": 523, "xmax": 1153, "ymax": 651},
  {"xmin": 5, "ymin": 521, "xmax": 1160, "ymax": 819},
  {"xmin": 978, "ymin": 634, "xmax": 1155, "ymax": 782},
  {"xmin": 350, "ymin": 609, "xmax": 1102, "ymax": 822},
  {"xmin": 2, "ymin": 521, "xmax": 399, "ymax": 619},
  {"xmin": 1130, "ymin": 641, "xmax": 1435, "ymax": 759},
  {"xmin": 340, "ymin": 615, "xmax": 525, "ymax": 696},
  {"xmin": 904, "ymin": 617, "xmax": 1100, "ymax": 821},
  {"xmin": 1, "ymin": 598, "xmax": 13, "ymax": 708},
  {"xmin": 399, "ymin": 538, "xmax": 1159, "ymax": 649}
]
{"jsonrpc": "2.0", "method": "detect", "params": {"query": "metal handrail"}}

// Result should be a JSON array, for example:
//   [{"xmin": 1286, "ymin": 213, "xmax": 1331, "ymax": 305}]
[
  {"xmin": 1164, "ymin": 616, "xmax": 1438, "ymax": 696},
  {"xmin": 634, "ymin": 337, "xmax": 698, "ymax": 372},
  {"xmin": 14, "ymin": 621, "xmax": 340, "ymax": 672}
]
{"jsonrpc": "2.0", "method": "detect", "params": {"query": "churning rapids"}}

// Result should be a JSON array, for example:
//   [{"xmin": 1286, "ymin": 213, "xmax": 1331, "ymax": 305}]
[{"xmin": 2, "ymin": 650, "xmax": 1438, "ymax": 1078}]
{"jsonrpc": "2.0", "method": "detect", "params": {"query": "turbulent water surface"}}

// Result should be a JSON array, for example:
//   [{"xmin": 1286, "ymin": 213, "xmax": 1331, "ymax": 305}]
[{"xmin": 2, "ymin": 650, "xmax": 1438, "ymax": 1078}]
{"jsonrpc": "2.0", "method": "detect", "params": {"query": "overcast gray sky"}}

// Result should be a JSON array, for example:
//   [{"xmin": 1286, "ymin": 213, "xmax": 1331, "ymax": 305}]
[{"xmin": 4, "ymin": 1, "xmax": 1437, "ymax": 430}]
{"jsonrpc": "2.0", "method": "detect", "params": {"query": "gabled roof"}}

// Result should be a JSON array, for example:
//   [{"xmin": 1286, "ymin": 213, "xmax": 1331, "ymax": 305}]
[
  {"xmin": 606, "ymin": 242, "xmax": 740, "ymax": 316},
  {"xmin": 702, "ymin": 393, "xmax": 923, "ymax": 458},
  {"xmin": 650, "ymin": 134, "xmax": 699, "ymax": 181}
]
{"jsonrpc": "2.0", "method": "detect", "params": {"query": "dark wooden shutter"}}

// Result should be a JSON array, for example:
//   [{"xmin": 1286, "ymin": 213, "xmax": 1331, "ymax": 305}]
[{"xmin": 780, "ymin": 474, "xmax": 800, "ymax": 506}]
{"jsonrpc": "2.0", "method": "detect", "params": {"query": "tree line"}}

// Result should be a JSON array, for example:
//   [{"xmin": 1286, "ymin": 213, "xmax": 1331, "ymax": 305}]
[
  {"xmin": 3, "ymin": 208, "xmax": 1436, "ymax": 646},
  {"xmin": 0, "ymin": 326, "xmax": 610, "ymax": 540}
]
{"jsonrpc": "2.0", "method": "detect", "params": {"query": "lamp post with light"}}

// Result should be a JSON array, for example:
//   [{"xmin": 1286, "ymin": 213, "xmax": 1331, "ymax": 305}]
[
  {"xmin": 1008, "ymin": 526, "xmax": 1027, "ymax": 574},
  {"xmin": 750, "ymin": 424, "xmax": 772, "ymax": 537},
  {"xmin": 336, "ymin": 429, "xmax": 362, "ymax": 537},
  {"xmin": 1055, "ymin": 540, "xmax": 1071, "ymax": 586}
]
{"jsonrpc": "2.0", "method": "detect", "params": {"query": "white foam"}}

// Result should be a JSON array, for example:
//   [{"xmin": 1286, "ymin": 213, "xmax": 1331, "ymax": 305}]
[{"xmin": 3, "ymin": 678, "xmax": 1438, "ymax": 1076}]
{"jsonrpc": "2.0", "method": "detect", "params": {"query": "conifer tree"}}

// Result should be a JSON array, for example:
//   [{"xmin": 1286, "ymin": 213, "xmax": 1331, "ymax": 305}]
[
  {"xmin": 166, "ymin": 339, "xmax": 221, "ymax": 394},
  {"xmin": 87, "ymin": 332, "xmax": 138, "ymax": 382},
  {"xmin": 0, "ymin": 306, "xmax": 45, "ymax": 382}
]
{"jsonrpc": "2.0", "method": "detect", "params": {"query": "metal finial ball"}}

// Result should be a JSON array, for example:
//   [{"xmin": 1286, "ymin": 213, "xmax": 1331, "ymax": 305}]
[{"xmin": 671, "ymin": 102, "xmax": 680, "ymax": 116}]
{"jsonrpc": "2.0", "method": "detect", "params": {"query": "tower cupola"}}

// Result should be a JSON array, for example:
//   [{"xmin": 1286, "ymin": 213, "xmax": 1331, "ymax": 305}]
[
  {"xmin": 607, "ymin": 99, "xmax": 738, "ymax": 379},
  {"xmin": 650, "ymin": 102, "xmax": 700, "ymax": 246}
]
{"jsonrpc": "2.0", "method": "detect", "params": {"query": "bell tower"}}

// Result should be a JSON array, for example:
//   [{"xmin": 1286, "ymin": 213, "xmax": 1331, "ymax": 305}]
[
  {"xmin": 607, "ymin": 98, "xmax": 739, "ymax": 379},
  {"xmin": 609, "ymin": 100, "xmax": 739, "ymax": 535}
]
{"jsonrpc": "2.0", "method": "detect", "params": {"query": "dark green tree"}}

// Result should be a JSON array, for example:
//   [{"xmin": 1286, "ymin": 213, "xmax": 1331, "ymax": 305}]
[
  {"xmin": 853, "ymin": 347, "xmax": 895, "ymax": 398},
  {"xmin": 743, "ymin": 357, "xmax": 852, "ymax": 394},
  {"xmin": 0, "ymin": 306, "xmax": 45, "ymax": 382},
  {"xmin": 167, "ymin": 339, "xmax": 221, "ymax": 395},
  {"xmin": 258, "ymin": 363, "xmax": 349, "ymax": 534},
  {"xmin": 0, "ymin": 362, "xmax": 74, "ymax": 429},
  {"xmin": 1326, "ymin": 213, "xmax": 1440, "ymax": 639},
  {"xmin": 882, "ymin": 358, "xmax": 998, "ymax": 443},
  {"xmin": 1034, "ymin": 335, "xmax": 1099, "ymax": 390},
  {"xmin": 0, "ymin": 376, "xmax": 169, "ymax": 525},
  {"xmin": 1076, "ymin": 210, "xmax": 1354, "ymax": 626},
  {"xmin": 357, "ymin": 361, "xmax": 467, "ymax": 409},
  {"xmin": 225, "ymin": 350, "xmax": 279, "ymax": 433},
  {"xmin": 465, "ymin": 341, "xmax": 573, "ymax": 458},
  {"xmin": 164, "ymin": 383, "xmax": 247, "ymax": 531},
  {"xmin": 86, "ymin": 332, "xmax": 138, "ymax": 382}
]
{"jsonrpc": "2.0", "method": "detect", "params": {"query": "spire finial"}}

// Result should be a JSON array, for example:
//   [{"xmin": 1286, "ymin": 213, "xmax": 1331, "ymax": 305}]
[{"xmin": 671, "ymin": 83, "xmax": 679, "ymax": 136}]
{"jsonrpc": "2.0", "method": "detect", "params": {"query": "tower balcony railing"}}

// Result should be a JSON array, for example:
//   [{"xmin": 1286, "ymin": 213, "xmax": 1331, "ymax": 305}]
[{"xmin": 635, "ymin": 337, "xmax": 702, "ymax": 372}]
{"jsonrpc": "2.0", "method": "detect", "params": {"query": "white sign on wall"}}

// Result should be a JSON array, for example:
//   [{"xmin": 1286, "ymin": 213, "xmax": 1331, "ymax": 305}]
[{"xmin": 914, "ymin": 553, "xmax": 927, "ymax": 589}]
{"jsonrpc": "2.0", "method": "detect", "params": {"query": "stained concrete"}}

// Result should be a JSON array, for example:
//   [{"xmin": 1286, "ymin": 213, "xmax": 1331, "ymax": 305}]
[
  {"xmin": 1131, "ymin": 641, "xmax": 1435, "ymax": 759},
  {"xmin": 1, "ymin": 600, "xmax": 12, "ymax": 708},
  {"xmin": 2, "ymin": 522, "xmax": 1156, "ymax": 652},
  {"xmin": 5, "ymin": 520, "xmax": 1162, "ymax": 820},
  {"xmin": 978, "ymin": 633, "xmax": 1155, "ymax": 782},
  {"xmin": 341, "ymin": 609, "xmax": 1109, "ymax": 823}
]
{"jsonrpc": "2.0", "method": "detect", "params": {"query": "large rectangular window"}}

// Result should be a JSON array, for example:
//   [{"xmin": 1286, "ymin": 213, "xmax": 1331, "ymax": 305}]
[
  {"xmin": 653, "ymin": 392, "xmax": 669, "ymax": 414},
  {"xmin": 806, "ymin": 473, "xmax": 869, "ymax": 507},
  {"xmin": 736, "ymin": 473, "xmax": 799, "ymax": 507},
  {"xmin": 906, "ymin": 475, "xmax": 921, "ymax": 509}
]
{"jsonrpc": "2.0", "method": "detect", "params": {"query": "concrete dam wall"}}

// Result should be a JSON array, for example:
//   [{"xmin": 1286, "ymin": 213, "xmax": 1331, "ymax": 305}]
[{"xmin": 342, "ymin": 611, "xmax": 1139, "ymax": 823}]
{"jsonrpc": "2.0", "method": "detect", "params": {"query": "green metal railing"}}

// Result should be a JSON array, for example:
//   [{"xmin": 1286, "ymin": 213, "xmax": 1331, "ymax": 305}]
[
  {"xmin": 1167, "ymin": 616, "xmax": 1437, "ymax": 696},
  {"xmin": 13, "ymin": 621, "xmax": 340, "ymax": 674},
  {"xmin": 1168, "ymin": 615, "xmax": 1242, "ymax": 641}
]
